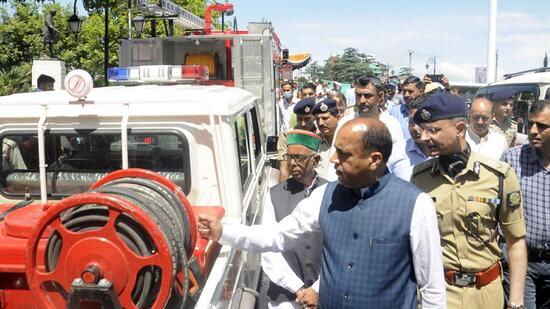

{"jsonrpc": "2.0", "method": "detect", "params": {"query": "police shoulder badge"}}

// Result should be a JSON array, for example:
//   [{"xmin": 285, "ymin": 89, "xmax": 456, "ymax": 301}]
[
  {"xmin": 304, "ymin": 106, "xmax": 311, "ymax": 113},
  {"xmin": 320, "ymin": 103, "xmax": 328, "ymax": 112},
  {"xmin": 421, "ymin": 109, "xmax": 431, "ymax": 121},
  {"xmin": 507, "ymin": 191, "xmax": 521, "ymax": 207}
]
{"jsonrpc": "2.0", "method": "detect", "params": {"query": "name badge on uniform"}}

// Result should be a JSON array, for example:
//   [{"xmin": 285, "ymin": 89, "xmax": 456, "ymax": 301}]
[{"xmin": 507, "ymin": 191, "xmax": 521, "ymax": 207}]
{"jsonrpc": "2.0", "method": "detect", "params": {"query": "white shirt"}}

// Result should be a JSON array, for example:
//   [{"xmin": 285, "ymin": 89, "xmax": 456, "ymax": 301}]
[
  {"xmin": 344, "ymin": 87, "xmax": 356, "ymax": 108},
  {"xmin": 380, "ymin": 111, "xmax": 406, "ymax": 143},
  {"xmin": 278, "ymin": 97, "xmax": 299, "ymax": 132},
  {"xmin": 466, "ymin": 126, "xmax": 508, "ymax": 160},
  {"xmin": 336, "ymin": 111, "xmax": 405, "ymax": 145},
  {"xmin": 221, "ymin": 182, "xmax": 447, "ymax": 309},
  {"xmin": 315, "ymin": 140, "xmax": 338, "ymax": 182}
]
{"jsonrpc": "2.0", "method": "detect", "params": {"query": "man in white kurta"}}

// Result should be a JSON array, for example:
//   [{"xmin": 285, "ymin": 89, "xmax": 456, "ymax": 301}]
[
  {"xmin": 198, "ymin": 118, "xmax": 446, "ymax": 308},
  {"xmin": 466, "ymin": 97, "xmax": 508, "ymax": 160}
]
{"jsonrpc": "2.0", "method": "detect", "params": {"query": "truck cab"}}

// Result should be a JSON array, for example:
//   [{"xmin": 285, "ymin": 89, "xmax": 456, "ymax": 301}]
[{"xmin": 0, "ymin": 71, "xmax": 270, "ymax": 308}]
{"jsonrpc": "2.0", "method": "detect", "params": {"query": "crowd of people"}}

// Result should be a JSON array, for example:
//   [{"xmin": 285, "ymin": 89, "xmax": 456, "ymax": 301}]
[{"xmin": 198, "ymin": 74, "xmax": 550, "ymax": 309}]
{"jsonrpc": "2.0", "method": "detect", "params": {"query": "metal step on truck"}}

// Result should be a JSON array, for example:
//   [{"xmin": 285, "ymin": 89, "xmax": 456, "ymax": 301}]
[{"xmin": 0, "ymin": 2, "xmax": 285, "ymax": 308}]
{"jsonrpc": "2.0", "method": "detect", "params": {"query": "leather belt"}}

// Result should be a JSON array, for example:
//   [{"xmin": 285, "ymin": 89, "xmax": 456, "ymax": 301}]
[{"xmin": 444, "ymin": 262, "xmax": 500, "ymax": 288}]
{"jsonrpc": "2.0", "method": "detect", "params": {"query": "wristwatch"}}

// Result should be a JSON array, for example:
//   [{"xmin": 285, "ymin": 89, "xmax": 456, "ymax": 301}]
[{"xmin": 509, "ymin": 303, "xmax": 524, "ymax": 309}]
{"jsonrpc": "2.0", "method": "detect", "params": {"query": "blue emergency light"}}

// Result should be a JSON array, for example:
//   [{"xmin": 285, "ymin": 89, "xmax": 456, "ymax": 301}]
[{"xmin": 107, "ymin": 65, "xmax": 208, "ymax": 84}]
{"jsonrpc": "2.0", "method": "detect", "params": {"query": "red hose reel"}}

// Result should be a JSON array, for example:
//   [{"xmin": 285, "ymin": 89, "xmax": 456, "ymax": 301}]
[{"xmin": 24, "ymin": 169, "xmax": 200, "ymax": 309}]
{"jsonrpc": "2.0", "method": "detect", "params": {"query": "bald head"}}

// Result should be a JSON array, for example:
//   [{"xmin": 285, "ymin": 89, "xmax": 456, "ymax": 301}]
[
  {"xmin": 340, "ymin": 117, "xmax": 393, "ymax": 162},
  {"xmin": 471, "ymin": 97, "xmax": 493, "ymax": 114},
  {"xmin": 331, "ymin": 118, "xmax": 392, "ymax": 188},
  {"xmin": 469, "ymin": 97, "xmax": 494, "ymax": 137}
]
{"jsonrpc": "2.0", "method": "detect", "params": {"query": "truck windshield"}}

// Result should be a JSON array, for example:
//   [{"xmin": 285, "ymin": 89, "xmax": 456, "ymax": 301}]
[{"xmin": 1, "ymin": 132, "xmax": 190, "ymax": 198}]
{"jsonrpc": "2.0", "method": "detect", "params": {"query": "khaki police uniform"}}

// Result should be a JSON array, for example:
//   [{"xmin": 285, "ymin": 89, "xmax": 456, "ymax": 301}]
[
  {"xmin": 490, "ymin": 117, "xmax": 517, "ymax": 147},
  {"xmin": 412, "ymin": 151, "xmax": 525, "ymax": 309},
  {"xmin": 2, "ymin": 139, "xmax": 27, "ymax": 170},
  {"xmin": 276, "ymin": 130, "xmax": 289, "ymax": 161}
]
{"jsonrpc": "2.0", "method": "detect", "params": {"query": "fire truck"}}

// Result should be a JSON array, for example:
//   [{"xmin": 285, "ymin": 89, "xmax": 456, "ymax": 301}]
[
  {"xmin": 116, "ymin": 0, "xmax": 285, "ymax": 137},
  {"xmin": 0, "ymin": 2, "xmax": 289, "ymax": 308}
]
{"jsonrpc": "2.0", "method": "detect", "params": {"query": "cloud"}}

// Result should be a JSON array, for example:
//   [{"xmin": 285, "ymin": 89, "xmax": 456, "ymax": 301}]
[
  {"xmin": 498, "ymin": 11, "xmax": 550, "ymax": 31},
  {"xmin": 285, "ymin": 8, "xmax": 550, "ymax": 82},
  {"xmin": 436, "ymin": 62, "xmax": 477, "ymax": 83}
]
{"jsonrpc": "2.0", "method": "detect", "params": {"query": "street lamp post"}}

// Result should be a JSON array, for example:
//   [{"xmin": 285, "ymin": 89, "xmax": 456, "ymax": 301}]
[
  {"xmin": 67, "ymin": 0, "xmax": 83, "ymax": 35},
  {"xmin": 132, "ymin": 15, "xmax": 146, "ymax": 36},
  {"xmin": 408, "ymin": 50, "xmax": 414, "ymax": 74},
  {"xmin": 425, "ymin": 57, "xmax": 437, "ymax": 74}
]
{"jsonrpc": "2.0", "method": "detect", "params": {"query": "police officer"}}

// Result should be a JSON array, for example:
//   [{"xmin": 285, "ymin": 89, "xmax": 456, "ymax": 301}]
[
  {"xmin": 311, "ymin": 99, "xmax": 342, "ymax": 181},
  {"xmin": 411, "ymin": 93, "xmax": 527, "ymax": 309},
  {"xmin": 490, "ymin": 89, "xmax": 518, "ymax": 147},
  {"xmin": 277, "ymin": 98, "xmax": 316, "ymax": 182}
]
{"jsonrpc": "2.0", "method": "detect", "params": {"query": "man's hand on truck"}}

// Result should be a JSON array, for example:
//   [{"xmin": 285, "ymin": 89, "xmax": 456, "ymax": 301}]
[{"xmin": 198, "ymin": 214, "xmax": 223, "ymax": 241}]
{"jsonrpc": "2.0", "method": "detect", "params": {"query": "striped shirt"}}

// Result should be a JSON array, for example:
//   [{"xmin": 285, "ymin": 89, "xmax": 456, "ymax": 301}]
[{"xmin": 502, "ymin": 144, "xmax": 550, "ymax": 250}]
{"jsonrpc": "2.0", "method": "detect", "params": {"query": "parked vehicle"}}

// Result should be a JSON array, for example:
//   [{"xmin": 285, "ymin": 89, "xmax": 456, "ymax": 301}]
[
  {"xmin": 0, "ymin": 67, "xmax": 271, "ymax": 308},
  {"xmin": 475, "ymin": 67, "xmax": 550, "ymax": 135},
  {"xmin": 0, "ymin": 2, "xmax": 288, "ymax": 307}
]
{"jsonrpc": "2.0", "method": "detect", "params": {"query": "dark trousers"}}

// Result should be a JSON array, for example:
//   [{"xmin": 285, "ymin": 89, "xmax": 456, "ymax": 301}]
[{"xmin": 503, "ymin": 249, "xmax": 550, "ymax": 309}]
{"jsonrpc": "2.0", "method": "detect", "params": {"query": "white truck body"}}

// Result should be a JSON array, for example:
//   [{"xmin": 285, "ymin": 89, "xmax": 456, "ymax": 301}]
[{"xmin": 0, "ymin": 84, "xmax": 269, "ymax": 308}]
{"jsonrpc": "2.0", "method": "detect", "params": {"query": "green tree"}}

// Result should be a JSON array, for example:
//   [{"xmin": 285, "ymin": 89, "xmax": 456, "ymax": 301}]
[
  {"xmin": 0, "ymin": 64, "xmax": 31, "ymax": 95},
  {"xmin": 323, "ymin": 47, "xmax": 377, "ymax": 83},
  {"xmin": 305, "ymin": 61, "xmax": 323, "ymax": 82},
  {"xmin": 0, "ymin": 2, "xmax": 43, "ymax": 66},
  {"xmin": 398, "ymin": 67, "xmax": 413, "ymax": 78},
  {"xmin": 0, "ymin": 0, "xmax": 209, "ymax": 91}
]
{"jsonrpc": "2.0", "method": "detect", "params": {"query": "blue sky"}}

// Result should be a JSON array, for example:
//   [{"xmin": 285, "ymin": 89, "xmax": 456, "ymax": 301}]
[
  {"xmin": 229, "ymin": 0, "xmax": 550, "ymax": 82},
  {"xmin": 59, "ymin": 0, "xmax": 550, "ymax": 82}
]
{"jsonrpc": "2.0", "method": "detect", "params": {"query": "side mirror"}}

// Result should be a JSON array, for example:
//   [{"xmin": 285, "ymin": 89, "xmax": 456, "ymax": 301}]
[{"xmin": 266, "ymin": 135, "xmax": 278, "ymax": 155}]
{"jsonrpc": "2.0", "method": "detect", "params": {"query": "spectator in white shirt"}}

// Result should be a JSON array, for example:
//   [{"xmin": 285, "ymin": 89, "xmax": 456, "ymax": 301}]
[
  {"xmin": 336, "ymin": 75, "xmax": 405, "ymax": 144},
  {"xmin": 278, "ymin": 82, "xmax": 299, "ymax": 132},
  {"xmin": 344, "ymin": 81, "xmax": 356, "ymax": 108},
  {"xmin": 466, "ymin": 97, "xmax": 508, "ymax": 160}
]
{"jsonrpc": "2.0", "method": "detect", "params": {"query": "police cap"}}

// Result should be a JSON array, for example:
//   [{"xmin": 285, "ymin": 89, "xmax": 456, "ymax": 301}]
[
  {"xmin": 491, "ymin": 88, "xmax": 516, "ymax": 102},
  {"xmin": 293, "ymin": 97, "xmax": 315, "ymax": 115},
  {"xmin": 312, "ymin": 99, "xmax": 338, "ymax": 115},
  {"xmin": 413, "ymin": 92, "xmax": 467, "ymax": 124}
]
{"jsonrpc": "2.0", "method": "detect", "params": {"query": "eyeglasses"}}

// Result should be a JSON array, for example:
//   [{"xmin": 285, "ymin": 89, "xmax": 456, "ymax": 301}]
[
  {"xmin": 355, "ymin": 92, "xmax": 376, "ymax": 100},
  {"xmin": 419, "ymin": 123, "xmax": 456, "ymax": 137},
  {"xmin": 283, "ymin": 153, "xmax": 315, "ymax": 164},
  {"xmin": 528, "ymin": 120, "xmax": 550, "ymax": 131}
]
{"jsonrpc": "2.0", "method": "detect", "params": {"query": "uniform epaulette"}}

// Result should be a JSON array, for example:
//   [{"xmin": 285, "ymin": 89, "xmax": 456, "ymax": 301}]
[
  {"xmin": 474, "ymin": 154, "xmax": 510, "ymax": 176},
  {"xmin": 411, "ymin": 157, "xmax": 437, "ymax": 177}
]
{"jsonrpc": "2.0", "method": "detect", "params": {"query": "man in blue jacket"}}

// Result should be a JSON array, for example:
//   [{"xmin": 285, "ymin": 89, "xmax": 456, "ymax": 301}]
[{"xmin": 198, "ymin": 117, "xmax": 446, "ymax": 308}]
